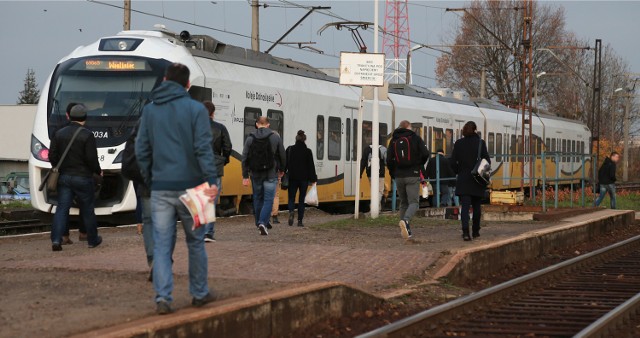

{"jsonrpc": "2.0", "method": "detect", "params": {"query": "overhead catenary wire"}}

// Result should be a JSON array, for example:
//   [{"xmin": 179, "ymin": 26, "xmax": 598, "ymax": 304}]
[{"xmin": 86, "ymin": 0, "xmax": 341, "ymax": 59}]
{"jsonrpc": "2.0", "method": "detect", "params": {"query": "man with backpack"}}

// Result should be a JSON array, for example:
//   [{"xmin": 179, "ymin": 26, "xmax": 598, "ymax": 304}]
[
  {"xmin": 204, "ymin": 101, "xmax": 232, "ymax": 242},
  {"xmin": 386, "ymin": 120, "xmax": 430, "ymax": 240},
  {"xmin": 360, "ymin": 142, "xmax": 387, "ymax": 210},
  {"xmin": 242, "ymin": 116, "xmax": 286, "ymax": 236}
]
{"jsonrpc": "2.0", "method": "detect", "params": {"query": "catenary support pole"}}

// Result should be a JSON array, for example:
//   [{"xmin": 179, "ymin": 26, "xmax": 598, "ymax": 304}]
[{"xmin": 370, "ymin": 0, "xmax": 381, "ymax": 218}]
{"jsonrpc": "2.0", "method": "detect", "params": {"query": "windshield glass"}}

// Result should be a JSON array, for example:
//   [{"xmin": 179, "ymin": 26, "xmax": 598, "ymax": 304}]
[{"xmin": 47, "ymin": 56, "xmax": 169, "ymax": 147}]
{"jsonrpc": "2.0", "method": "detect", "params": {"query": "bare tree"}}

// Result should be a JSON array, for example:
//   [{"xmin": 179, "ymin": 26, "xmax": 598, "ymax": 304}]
[{"xmin": 436, "ymin": 0, "xmax": 567, "ymax": 107}]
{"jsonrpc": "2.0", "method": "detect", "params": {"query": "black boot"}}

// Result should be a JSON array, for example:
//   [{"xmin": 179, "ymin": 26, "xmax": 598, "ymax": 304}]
[
  {"xmin": 288, "ymin": 212, "xmax": 294, "ymax": 226},
  {"xmin": 272, "ymin": 216, "xmax": 280, "ymax": 224},
  {"xmin": 297, "ymin": 219, "xmax": 304, "ymax": 227},
  {"xmin": 462, "ymin": 231, "xmax": 471, "ymax": 241}
]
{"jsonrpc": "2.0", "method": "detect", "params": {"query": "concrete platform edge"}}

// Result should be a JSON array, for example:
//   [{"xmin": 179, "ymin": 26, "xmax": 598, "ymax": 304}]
[
  {"xmin": 72, "ymin": 282, "xmax": 383, "ymax": 338},
  {"xmin": 433, "ymin": 210, "xmax": 636, "ymax": 284}
]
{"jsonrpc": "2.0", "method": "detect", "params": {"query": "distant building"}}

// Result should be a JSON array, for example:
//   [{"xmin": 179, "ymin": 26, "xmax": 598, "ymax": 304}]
[{"xmin": 0, "ymin": 105, "xmax": 37, "ymax": 178}]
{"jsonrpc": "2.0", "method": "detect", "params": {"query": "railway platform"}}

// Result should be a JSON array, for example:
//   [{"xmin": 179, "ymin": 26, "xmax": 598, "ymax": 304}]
[{"xmin": 0, "ymin": 207, "xmax": 636, "ymax": 338}]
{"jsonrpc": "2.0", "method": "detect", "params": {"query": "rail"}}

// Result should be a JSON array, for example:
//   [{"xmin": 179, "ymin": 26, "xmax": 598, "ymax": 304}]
[{"xmin": 357, "ymin": 234, "xmax": 640, "ymax": 337}]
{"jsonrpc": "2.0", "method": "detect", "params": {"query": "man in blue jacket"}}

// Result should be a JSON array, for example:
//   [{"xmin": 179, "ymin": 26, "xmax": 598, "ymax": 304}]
[{"xmin": 136, "ymin": 63, "xmax": 219, "ymax": 315}]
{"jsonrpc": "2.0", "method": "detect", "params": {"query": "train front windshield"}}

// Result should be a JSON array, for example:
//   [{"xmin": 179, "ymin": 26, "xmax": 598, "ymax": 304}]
[{"xmin": 47, "ymin": 56, "xmax": 170, "ymax": 147}]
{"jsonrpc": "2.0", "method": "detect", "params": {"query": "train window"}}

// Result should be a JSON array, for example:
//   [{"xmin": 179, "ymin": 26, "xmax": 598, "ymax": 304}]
[
  {"xmin": 445, "ymin": 129, "xmax": 454, "ymax": 156},
  {"xmin": 510, "ymin": 135, "xmax": 516, "ymax": 162},
  {"xmin": 267, "ymin": 110, "xmax": 284, "ymax": 137},
  {"xmin": 328, "ymin": 117, "xmax": 341, "ymax": 160},
  {"xmin": 316, "ymin": 116, "xmax": 324, "ymax": 160},
  {"xmin": 244, "ymin": 107, "xmax": 262, "ymax": 142},
  {"xmin": 381, "ymin": 123, "xmax": 388, "ymax": 146},
  {"xmin": 571, "ymin": 140, "xmax": 576, "ymax": 163},
  {"xmin": 411, "ymin": 123, "xmax": 422, "ymax": 136},
  {"xmin": 363, "ymin": 121, "xmax": 373, "ymax": 151},
  {"xmin": 353, "ymin": 119, "xmax": 358, "ymax": 161},
  {"xmin": 545, "ymin": 138, "xmax": 550, "ymax": 153},
  {"xmin": 488, "ymin": 133, "xmax": 495, "ymax": 157},
  {"xmin": 433, "ymin": 127, "xmax": 444, "ymax": 153},
  {"xmin": 496, "ymin": 133, "xmax": 503, "ymax": 162},
  {"xmin": 562, "ymin": 139, "xmax": 567, "ymax": 162},
  {"xmin": 552, "ymin": 138, "xmax": 556, "ymax": 153},
  {"xmin": 346, "ymin": 118, "xmax": 351, "ymax": 161},
  {"xmin": 423, "ymin": 129, "xmax": 429, "ymax": 150},
  {"xmin": 579, "ymin": 141, "xmax": 584, "ymax": 163}
]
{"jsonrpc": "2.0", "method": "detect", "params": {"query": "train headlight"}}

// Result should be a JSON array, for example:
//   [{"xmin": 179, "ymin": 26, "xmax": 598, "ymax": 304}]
[{"xmin": 31, "ymin": 135, "xmax": 50, "ymax": 162}]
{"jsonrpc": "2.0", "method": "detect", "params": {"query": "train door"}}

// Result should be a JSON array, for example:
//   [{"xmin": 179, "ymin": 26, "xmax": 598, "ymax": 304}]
[{"xmin": 343, "ymin": 107, "xmax": 357, "ymax": 196}]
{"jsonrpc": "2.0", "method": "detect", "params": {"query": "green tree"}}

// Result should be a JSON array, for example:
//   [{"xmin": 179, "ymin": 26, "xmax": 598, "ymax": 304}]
[{"xmin": 17, "ymin": 68, "xmax": 40, "ymax": 104}]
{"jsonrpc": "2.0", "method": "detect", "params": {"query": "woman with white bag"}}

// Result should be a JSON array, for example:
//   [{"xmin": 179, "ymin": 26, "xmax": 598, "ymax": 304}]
[{"xmin": 285, "ymin": 130, "xmax": 318, "ymax": 227}]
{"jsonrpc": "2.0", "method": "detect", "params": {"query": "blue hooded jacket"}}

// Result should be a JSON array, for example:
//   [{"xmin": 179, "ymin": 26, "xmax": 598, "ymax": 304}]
[{"xmin": 135, "ymin": 80, "xmax": 217, "ymax": 190}]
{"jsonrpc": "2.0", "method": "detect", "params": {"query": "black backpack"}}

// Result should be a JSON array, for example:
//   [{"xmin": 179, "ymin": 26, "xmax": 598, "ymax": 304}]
[
  {"xmin": 248, "ymin": 133, "xmax": 274, "ymax": 172},
  {"xmin": 393, "ymin": 136, "xmax": 413, "ymax": 168},
  {"xmin": 121, "ymin": 128, "xmax": 143, "ymax": 182}
]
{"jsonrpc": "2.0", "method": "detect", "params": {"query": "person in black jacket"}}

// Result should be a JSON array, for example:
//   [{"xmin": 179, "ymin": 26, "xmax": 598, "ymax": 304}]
[
  {"xmin": 360, "ymin": 143, "xmax": 387, "ymax": 210},
  {"xmin": 594, "ymin": 152, "xmax": 620, "ymax": 209},
  {"xmin": 387, "ymin": 120, "xmax": 430, "ymax": 240},
  {"xmin": 49, "ymin": 104, "xmax": 103, "ymax": 251},
  {"xmin": 425, "ymin": 149, "xmax": 456, "ymax": 207},
  {"xmin": 450, "ymin": 121, "xmax": 490, "ymax": 241},
  {"xmin": 203, "ymin": 101, "xmax": 232, "ymax": 242},
  {"xmin": 285, "ymin": 130, "xmax": 317, "ymax": 226}
]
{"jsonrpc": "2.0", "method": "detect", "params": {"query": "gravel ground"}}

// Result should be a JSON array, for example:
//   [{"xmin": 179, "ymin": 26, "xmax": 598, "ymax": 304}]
[{"xmin": 0, "ymin": 207, "xmax": 628, "ymax": 338}]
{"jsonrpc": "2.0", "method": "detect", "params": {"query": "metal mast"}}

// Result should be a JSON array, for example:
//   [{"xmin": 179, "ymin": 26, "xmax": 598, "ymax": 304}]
[
  {"xmin": 520, "ymin": 0, "xmax": 534, "ymax": 192},
  {"xmin": 382, "ymin": 0, "xmax": 410, "ymax": 84}
]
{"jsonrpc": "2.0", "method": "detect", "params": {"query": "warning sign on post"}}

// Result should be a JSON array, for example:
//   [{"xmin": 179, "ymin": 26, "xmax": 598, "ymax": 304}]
[{"xmin": 339, "ymin": 52, "xmax": 385, "ymax": 87}]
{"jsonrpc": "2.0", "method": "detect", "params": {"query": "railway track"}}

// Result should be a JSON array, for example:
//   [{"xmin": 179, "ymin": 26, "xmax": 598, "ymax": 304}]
[
  {"xmin": 358, "ymin": 235, "xmax": 640, "ymax": 337},
  {"xmin": 0, "ymin": 219, "xmax": 50, "ymax": 235}
]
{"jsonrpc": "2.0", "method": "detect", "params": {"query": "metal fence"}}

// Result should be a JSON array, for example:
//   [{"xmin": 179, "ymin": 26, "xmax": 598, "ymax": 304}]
[{"xmin": 391, "ymin": 152, "xmax": 595, "ymax": 212}]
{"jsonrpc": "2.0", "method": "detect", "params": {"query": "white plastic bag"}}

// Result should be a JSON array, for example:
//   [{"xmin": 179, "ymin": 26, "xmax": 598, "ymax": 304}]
[
  {"xmin": 304, "ymin": 184, "xmax": 319, "ymax": 207},
  {"xmin": 421, "ymin": 182, "xmax": 433, "ymax": 199}
]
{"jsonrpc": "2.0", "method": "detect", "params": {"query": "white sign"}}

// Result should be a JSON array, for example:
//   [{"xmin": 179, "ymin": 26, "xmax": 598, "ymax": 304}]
[{"xmin": 339, "ymin": 52, "xmax": 385, "ymax": 87}]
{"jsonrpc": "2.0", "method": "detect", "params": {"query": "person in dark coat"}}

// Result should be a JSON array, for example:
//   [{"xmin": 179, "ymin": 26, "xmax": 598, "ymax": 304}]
[
  {"xmin": 203, "ymin": 101, "xmax": 232, "ymax": 242},
  {"xmin": 285, "ymin": 130, "xmax": 317, "ymax": 226},
  {"xmin": 425, "ymin": 149, "xmax": 456, "ymax": 207},
  {"xmin": 594, "ymin": 151, "xmax": 620, "ymax": 209},
  {"xmin": 387, "ymin": 120, "xmax": 430, "ymax": 240},
  {"xmin": 450, "ymin": 121, "xmax": 490, "ymax": 241}
]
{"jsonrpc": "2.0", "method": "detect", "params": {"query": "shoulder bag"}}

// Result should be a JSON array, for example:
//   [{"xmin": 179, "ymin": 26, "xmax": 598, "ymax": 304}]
[
  {"xmin": 471, "ymin": 139, "xmax": 491, "ymax": 186},
  {"xmin": 39, "ymin": 127, "xmax": 83, "ymax": 192},
  {"xmin": 281, "ymin": 146, "xmax": 291, "ymax": 190}
]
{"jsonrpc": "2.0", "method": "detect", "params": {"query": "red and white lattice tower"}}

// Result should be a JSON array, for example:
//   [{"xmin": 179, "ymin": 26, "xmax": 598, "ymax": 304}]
[{"xmin": 382, "ymin": 0, "xmax": 410, "ymax": 84}]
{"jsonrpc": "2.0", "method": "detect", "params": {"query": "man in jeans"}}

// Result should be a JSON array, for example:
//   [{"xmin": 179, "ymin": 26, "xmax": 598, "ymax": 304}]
[
  {"xmin": 242, "ymin": 116, "xmax": 286, "ymax": 236},
  {"xmin": 49, "ymin": 104, "xmax": 103, "ymax": 251},
  {"xmin": 594, "ymin": 151, "xmax": 620, "ymax": 209},
  {"xmin": 203, "ymin": 101, "xmax": 231, "ymax": 242},
  {"xmin": 386, "ymin": 120, "xmax": 430, "ymax": 240},
  {"xmin": 136, "ymin": 63, "xmax": 219, "ymax": 315}
]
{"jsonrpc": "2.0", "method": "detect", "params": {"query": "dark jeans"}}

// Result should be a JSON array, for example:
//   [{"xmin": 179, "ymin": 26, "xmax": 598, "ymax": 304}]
[
  {"xmin": 251, "ymin": 177, "xmax": 278, "ymax": 226},
  {"xmin": 460, "ymin": 195, "xmax": 482, "ymax": 234},
  {"xmin": 52, "ymin": 174, "xmax": 99, "ymax": 246},
  {"xmin": 287, "ymin": 179, "xmax": 309, "ymax": 221}
]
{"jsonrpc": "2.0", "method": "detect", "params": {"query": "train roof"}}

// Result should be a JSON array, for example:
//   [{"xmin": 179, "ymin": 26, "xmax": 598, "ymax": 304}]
[{"xmin": 122, "ymin": 29, "xmax": 589, "ymax": 130}]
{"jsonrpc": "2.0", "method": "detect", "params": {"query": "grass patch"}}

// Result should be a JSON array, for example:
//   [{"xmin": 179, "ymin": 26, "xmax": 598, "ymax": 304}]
[
  {"xmin": 529, "ymin": 191, "xmax": 640, "ymax": 211},
  {"xmin": 0, "ymin": 200, "xmax": 32, "ymax": 210}
]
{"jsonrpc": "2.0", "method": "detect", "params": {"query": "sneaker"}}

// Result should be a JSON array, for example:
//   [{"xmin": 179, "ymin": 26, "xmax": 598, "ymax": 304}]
[
  {"xmin": 399, "ymin": 220, "xmax": 411, "ymax": 240},
  {"xmin": 78, "ymin": 232, "xmax": 87, "ymax": 242},
  {"xmin": 192, "ymin": 291, "xmax": 220, "ymax": 307},
  {"xmin": 61, "ymin": 236, "xmax": 73, "ymax": 245},
  {"xmin": 156, "ymin": 301, "xmax": 173, "ymax": 315},
  {"xmin": 52, "ymin": 243, "xmax": 62, "ymax": 252},
  {"xmin": 472, "ymin": 231, "xmax": 480, "ymax": 238},
  {"xmin": 297, "ymin": 220, "xmax": 304, "ymax": 227},
  {"xmin": 204, "ymin": 234, "xmax": 216, "ymax": 242},
  {"xmin": 272, "ymin": 216, "xmax": 280, "ymax": 224},
  {"xmin": 266, "ymin": 222, "xmax": 273, "ymax": 230},
  {"xmin": 462, "ymin": 233, "xmax": 472, "ymax": 241},
  {"xmin": 88, "ymin": 236, "xmax": 102, "ymax": 248},
  {"xmin": 258, "ymin": 224, "xmax": 268, "ymax": 236},
  {"xmin": 288, "ymin": 212, "xmax": 295, "ymax": 226}
]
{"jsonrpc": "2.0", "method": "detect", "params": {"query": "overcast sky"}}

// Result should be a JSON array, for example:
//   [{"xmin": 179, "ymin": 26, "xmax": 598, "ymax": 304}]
[{"xmin": 0, "ymin": 0, "xmax": 638, "ymax": 105}]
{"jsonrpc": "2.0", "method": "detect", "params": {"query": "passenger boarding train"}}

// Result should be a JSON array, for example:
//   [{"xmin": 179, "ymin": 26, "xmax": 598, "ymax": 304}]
[{"xmin": 29, "ymin": 27, "xmax": 591, "ymax": 216}]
